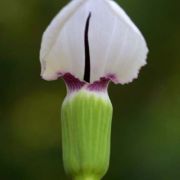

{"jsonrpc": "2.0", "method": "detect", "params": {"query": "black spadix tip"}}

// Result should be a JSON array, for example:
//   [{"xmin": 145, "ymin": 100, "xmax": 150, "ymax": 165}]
[{"xmin": 84, "ymin": 12, "xmax": 92, "ymax": 83}]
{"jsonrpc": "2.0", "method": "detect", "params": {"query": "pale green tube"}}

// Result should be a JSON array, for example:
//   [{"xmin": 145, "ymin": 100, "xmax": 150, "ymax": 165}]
[{"xmin": 61, "ymin": 89, "xmax": 113, "ymax": 180}]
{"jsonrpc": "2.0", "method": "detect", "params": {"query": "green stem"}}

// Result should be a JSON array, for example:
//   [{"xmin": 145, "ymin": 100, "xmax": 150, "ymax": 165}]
[
  {"xmin": 61, "ymin": 89, "xmax": 112, "ymax": 179},
  {"xmin": 74, "ymin": 176, "xmax": 99, "ymax": 180}
]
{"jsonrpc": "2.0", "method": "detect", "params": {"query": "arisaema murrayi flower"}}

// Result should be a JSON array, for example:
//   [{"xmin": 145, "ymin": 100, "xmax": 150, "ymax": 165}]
[{"xmin": 40, "ymin": 0, "xmax": 148, "ymax": 179}]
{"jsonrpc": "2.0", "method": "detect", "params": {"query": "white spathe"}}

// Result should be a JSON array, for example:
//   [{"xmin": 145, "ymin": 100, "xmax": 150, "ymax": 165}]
[{"xmin": 40, "ymin": 0, "xmax": 148, "ymax": 84}]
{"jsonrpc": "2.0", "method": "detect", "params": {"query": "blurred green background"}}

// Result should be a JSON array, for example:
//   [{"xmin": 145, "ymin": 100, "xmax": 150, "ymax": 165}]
[{"xmin": 0, "ymin": 0, "xmax": 180, "ymax": 179}]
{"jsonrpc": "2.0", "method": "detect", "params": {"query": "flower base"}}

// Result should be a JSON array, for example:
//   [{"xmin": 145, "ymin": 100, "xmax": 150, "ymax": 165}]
[{"xmin": 61, "ymin": 89, "xmax": 113, "ymax": 179}]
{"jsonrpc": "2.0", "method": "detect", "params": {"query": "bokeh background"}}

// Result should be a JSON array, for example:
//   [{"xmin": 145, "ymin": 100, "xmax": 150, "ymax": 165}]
[{"xmin": 0, "ymin": 0, "xmax": 180, "ymax": 179}]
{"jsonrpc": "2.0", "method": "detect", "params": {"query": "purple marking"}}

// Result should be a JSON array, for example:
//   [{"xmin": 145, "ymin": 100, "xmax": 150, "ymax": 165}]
[
  {"xmin": 87, "ymin": 77, "xmax": 110, "ymax": 91},
  {"xmin": 105, "ymin": 74, "xmax": 119, "ymax": 84},
  {"xmin": 57, "ymin": 72, "xmax": 118, "ymax": 93},
  {"xmin": 62, "ymin": 73, "xmax": 85, "ymax": 92},
  {"xmin": 87, "ymin": 74, "xmax": 119, "ymax": 91}
]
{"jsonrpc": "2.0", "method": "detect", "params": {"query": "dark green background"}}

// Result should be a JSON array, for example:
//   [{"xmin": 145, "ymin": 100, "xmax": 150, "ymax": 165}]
[{"xmin": 0, "ymin": 0, "xmax": 180, "ymax": 179}]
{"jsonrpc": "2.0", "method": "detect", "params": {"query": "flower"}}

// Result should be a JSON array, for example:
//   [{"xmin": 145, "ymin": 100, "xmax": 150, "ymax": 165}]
[
  {"xmin": 40, "ymin": 0, "xmax": 148, "ymax": 89},
  {"xmin": 39, "ymin": 0, "xmax": 148, "ymax": 179}
]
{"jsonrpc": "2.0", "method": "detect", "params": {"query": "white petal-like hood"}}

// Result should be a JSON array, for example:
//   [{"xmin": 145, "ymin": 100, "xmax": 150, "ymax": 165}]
[{"xmin": 40, "ymin": 0, "xmax": 148, "ymax": 84}]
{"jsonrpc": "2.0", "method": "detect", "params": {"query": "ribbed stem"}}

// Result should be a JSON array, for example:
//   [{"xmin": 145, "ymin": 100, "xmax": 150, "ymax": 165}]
[{"xmin": 61, "ymin": 89, "xmax": 112, "ymax": 179}]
